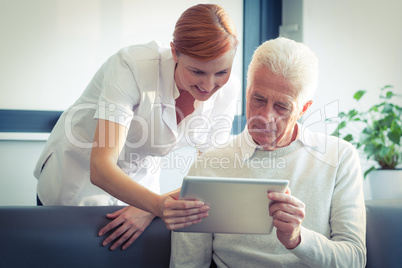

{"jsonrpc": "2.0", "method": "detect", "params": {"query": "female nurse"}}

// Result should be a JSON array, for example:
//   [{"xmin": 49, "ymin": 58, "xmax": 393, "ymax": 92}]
[{"xmin": 33, "ymin": 4, "xmax": 239, "ymax": 250}]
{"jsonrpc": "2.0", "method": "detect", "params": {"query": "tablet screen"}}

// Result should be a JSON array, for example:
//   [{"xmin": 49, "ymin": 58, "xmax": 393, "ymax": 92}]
[{"xmin": 176, "ymin": 176, "xmax": 289, "ymax": 234}]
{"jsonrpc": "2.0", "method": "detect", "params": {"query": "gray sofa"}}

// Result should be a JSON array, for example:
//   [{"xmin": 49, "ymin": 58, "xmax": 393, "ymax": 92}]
[{"xmin": 1, "ymin": 199, "xmax": 401, "ymax": 268}]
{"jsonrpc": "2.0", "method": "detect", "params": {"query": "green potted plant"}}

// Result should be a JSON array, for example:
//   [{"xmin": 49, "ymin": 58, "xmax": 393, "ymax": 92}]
[{"xmin": 328, "ymin": 85, "xmax": 402, "ymax": 199}]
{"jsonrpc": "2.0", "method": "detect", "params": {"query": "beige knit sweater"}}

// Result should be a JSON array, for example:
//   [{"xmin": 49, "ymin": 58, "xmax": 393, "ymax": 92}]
[{"xmin": 170, "ymin": 124, "xmax": 366, "ymax": 268}]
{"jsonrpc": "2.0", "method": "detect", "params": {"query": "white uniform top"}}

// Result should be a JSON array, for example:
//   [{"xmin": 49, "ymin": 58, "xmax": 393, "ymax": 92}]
[{"xmin": 34, "ymin": 41, "xmax": 240, "ymax": 206}]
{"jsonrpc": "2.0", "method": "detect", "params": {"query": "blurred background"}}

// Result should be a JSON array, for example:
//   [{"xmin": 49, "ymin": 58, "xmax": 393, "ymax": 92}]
[{"xmin": 0, "ymin": 0, "xmax": 401, "ymax": 205}]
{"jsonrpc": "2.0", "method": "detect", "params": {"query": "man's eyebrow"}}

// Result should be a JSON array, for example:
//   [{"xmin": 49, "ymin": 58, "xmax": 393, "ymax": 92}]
[
  {"xmin": 252, "ymin": 92, "xmax": 266, "ymax": 99},
  {"xmin": 277, "ymin": 100, "xmax": 292, "ymax": 106},
  {"xmin": 251, "ymin": 92, "xmax": 294, "ymax": 105}
]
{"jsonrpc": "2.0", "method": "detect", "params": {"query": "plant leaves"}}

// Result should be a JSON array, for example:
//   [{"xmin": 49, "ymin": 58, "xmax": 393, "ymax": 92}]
[
  {"xmin": 353, "ymin": 90, "xmax": 366, "ymax": 101},
  {"xmin": 331, "ymin": 130, "xmax": 340, "ymax": 137},
  {"xmin": 388, "ymin": 130, "xmax": 401, "ymax": 145},
  {"xmin": 364, "ymin": 143, "xmax": 376, "ymax": 155},
  {"xmin": 379, "ymin": 146, "xmax": 390, "ymax": 157},
  {"xmin": 369, "ymin": 102, "xmax": 385, "ymax": 112},
  {"xmin": 336, "ymin": 85, "xmax": 401, "ymax": 170},
  {"xmin": 364, "ymin": 166, "xmax": 377, "ymax": 178},
  {"xmin": 348, "ymin": 109, "xmax": 358, "ymax": 119},
  {"xmin": 382, "ymin": 103, "xmax": 394, "ymax": 113},
  {"xmin": 378, "ymin": 114, "xmax": 394, "ymax": 128},
  {"xmin": 338, "ymin": 112, "xmax": 346, "ymax": 118},
  {"xmin": 337, "ymin": 121, "xmax": 347, "ymax": 130},
  {"xmin": 391, "ymin": 120, "xmax": 402, "ymax": 133},
  {"xmin": 362, "ymin": 127, "xmax": 372, "ymax": 135},
  {"xmin": 344, "ymin": 134, "xmax": 353, "ymax": 142},
  {"xmin": 381, "ymin": 85, "xmax": 393, "ymax": 91},
  {"xmin": 385, "ymin": 91, "xmax": 394, "ymax": 99}
]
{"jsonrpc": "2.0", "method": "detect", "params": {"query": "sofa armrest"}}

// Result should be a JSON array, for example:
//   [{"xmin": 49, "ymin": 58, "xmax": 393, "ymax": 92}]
[
  {"xmin": 0, "ymin": 206, "xmax": 171, "ymax": 268},
  {"xmin": 365, "ymin": 199, "xmax": 402, "ymax": 268}
]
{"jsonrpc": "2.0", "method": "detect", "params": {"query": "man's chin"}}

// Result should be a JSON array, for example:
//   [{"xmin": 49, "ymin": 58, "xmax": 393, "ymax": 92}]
[{"xmin": 252, "ymin": 137, "xmax": 277, "ymax": 150}]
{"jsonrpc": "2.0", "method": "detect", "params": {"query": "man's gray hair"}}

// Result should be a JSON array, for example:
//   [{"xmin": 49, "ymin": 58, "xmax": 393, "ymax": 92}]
[{"xmin": 247, "ymin": 37, "xmax": 319, "ymax": 105}]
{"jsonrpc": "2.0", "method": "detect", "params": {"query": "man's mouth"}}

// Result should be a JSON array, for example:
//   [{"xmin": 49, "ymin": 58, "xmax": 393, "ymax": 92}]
[{"xmin": 252, "ymin": 121, "xmax": 277, "ymax": 133}]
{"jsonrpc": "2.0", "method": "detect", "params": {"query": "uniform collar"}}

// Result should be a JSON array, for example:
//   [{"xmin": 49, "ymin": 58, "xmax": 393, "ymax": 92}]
[
  {"xmin": 158, "ymin": 46, "xmax": 177, "ymax": 106},
  {"xmin": 173, "ymin": 82, "xmax": 180, "ymax": 100}
]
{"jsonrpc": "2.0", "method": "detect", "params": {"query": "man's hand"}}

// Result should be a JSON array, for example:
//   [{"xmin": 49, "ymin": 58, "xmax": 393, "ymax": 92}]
[
  {"xmin": 268, "ymin": 188, "xmax": 305, "ymax": 249},
  {"xmin": 98, "ymin": 206, "xmax": 155, "ymax": 251},
  {"xmin": 160, "ymin": 191, "xmax": 209, "ymax": 230}
]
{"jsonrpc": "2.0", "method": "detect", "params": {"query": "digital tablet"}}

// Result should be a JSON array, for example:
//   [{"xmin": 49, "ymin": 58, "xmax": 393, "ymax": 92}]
[{"xmin": 175, "ymin": 176, "xmax": 289, "ymax": 234}]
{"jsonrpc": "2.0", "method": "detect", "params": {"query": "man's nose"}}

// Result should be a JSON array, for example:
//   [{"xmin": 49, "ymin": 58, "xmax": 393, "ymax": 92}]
[{"xmin": 260, "ymin": 106, "xmax": 276, "ymax": 123}]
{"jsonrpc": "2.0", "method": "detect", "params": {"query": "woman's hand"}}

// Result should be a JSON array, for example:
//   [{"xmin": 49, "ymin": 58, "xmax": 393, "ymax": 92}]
[
  {"xmin": 160, "ymin": 191, "xmax": 210, "ymax": 230},
  {"xmin": 268, "ymin": 188, "xmax": 305, "ymax": 249},
  {"xmin": 98, "ymin": 206, "xmax": 155, "ymax": 251}
]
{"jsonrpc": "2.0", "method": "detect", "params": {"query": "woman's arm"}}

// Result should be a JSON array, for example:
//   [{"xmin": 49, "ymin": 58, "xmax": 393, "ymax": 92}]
[
  {"xmin": 90, "ymin": 119, "xmax": 164, "ymax": 216},
  {"xmin": 91, "ymin": 119, "xmax": 209, "ymax": 250}
]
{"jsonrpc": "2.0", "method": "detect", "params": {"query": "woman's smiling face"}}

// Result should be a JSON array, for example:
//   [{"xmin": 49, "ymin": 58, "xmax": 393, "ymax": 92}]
[{"xmin": 171, "ymin": 44, "xmax": 236, "ymax": 102}]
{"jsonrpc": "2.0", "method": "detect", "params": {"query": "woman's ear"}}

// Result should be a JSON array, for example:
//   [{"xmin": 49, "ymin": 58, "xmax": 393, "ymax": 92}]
[{"xmin": 170, "ymin": 42, "xmax": 178, "ymax": 63}]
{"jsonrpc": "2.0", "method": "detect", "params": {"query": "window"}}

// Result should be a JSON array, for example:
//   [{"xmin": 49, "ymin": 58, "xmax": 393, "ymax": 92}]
[{"xmin": 232, "ymin": 0, "xmax": 282, "ymax": 134}]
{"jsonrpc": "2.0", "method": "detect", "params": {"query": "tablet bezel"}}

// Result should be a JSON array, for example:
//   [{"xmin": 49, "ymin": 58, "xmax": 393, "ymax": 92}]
[{"xmin": 176, "ymin": 176, "xmax": 289, "ymax": 234}]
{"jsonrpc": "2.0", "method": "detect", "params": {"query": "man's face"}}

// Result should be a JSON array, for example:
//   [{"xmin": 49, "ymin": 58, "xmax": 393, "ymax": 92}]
[{"xmin": 246, "ymin": 66, "xmax": 311, "ymax": 150}]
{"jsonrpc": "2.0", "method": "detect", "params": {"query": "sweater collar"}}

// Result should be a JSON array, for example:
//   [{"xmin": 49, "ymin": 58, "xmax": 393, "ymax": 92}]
[{"xmin": 239, "ymin": 123, "xmax": 321, "ymax": 161}]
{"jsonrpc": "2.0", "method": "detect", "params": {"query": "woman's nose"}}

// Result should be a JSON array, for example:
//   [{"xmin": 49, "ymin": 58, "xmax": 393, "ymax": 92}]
[{"xmin": 201, "ymin": 76, "xmax": 215, "ymax": 92}]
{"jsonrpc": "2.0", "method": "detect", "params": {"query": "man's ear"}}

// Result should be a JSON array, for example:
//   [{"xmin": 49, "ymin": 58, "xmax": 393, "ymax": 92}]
[
  {"xmin": 299, "ymin": 100, "xmax": 313, "ymax": 118},
  {"xmin": 170, "ymin": 42, "xmax": 178, "ymax": 63}
]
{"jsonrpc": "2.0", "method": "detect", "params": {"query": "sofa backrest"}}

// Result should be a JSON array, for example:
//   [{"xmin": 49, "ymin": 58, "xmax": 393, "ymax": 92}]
[
  {"xmin": 365, "ymin": 199, "xmax": 402, "ymax": 268},
  {"xmin": 1, "ymin": 199, "xmax": 402, "ymax": 267},
  {"xmin": 0, "ymin": 206, "xmax": 171, "ymax": 268}
]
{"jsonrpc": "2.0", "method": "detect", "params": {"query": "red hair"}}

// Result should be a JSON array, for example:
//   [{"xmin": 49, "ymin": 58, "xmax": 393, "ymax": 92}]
[{"xmin": 172, "ymin": 4, "xmax": 238, "ymax": 61}]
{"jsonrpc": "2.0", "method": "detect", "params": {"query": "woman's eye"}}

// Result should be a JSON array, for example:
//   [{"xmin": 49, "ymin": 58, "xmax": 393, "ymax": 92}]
[
  {"xmin": 215, "ymin": 71, "xmax": 227, "ymax": 76},
  {"xmin": 192, "ymin": 70, "xmax": 204, "ymax": 75}
]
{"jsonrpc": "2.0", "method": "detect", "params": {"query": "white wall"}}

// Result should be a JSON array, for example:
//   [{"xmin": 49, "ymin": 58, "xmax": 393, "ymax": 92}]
[
  {"xmin": 0, "ymin": 0, "xmax": 242, "ymax": 206},
  {"xmin": 297, "ymin": 0, "xmax": 402, "ymax": 199},
  {"xmin": 301, "ymin": 0, "xmax": 402, "ymax": 129},
  {"xmin": 0, "ymin": 139, "xmax": 194, "ymax": 206},
  {"xmin": 0, "ymin": 0, "xmax": 243, "ymax": 112},
  {"xmin": 0, "ymin": 141, "xmax": 44, "ymax": 205}
]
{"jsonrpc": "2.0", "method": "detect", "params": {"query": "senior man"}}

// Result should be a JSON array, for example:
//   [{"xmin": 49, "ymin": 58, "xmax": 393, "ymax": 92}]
[{"xmin": 170, "ymin": 37, "xmax": 366, "ymax": 267}]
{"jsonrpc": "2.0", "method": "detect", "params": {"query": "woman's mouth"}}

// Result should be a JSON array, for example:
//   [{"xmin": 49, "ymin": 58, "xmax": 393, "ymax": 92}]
[{"xmin": 195, "ymin": 85, "xmax": 210, "ymax": 94}]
